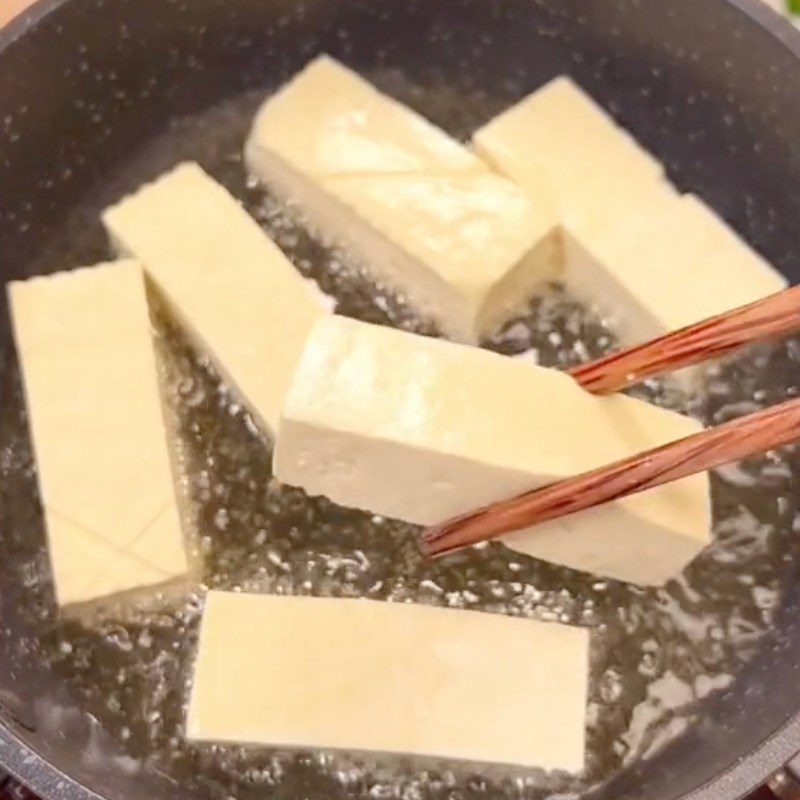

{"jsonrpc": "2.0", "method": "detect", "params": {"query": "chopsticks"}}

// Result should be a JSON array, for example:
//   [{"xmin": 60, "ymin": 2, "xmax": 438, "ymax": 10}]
[
  {"xmin": 569, "ymin": 284, "xmax": 800, "ymax": 394},
  {"xmin": 423, "ymin": 286, "xmax": 800, "ymax": 558},
  {"xmin": 423, "ymin": 395, "xmax": 800, "ymax": 557}
]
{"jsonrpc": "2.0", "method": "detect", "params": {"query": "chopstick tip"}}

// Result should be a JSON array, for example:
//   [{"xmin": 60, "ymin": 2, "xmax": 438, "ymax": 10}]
[
  {"xmin": 420, "ymin": 524, "xmax": 445, "ymax": 558},
  {"xmin": 421, "ymin": 511, "xmax": 484, "ymax": 559}
]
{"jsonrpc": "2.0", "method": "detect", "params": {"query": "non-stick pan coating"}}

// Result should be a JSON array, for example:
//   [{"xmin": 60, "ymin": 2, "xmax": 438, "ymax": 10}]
[{"xmin": 0, "ymin": 2, "xmax": 799, "ymax": 800}]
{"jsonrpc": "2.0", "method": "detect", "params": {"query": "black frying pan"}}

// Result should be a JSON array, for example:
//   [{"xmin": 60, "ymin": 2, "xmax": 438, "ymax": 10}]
[{"xmin": 0, "ymin": 1, "xmax": 799, "ymax": 799}]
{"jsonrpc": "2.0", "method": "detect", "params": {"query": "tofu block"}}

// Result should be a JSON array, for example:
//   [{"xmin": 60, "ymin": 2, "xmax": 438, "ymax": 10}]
[
  {"xmin": 473, "ymin": 76, "xmax": 665, "ymax": 193},
  {"xmin": 187, "ymin": 591, "xmax": 589, "ymax": 771},
  {"xmin": 275, "ymin": 317, "xmax": 712, "ymax": 586},
  {"xmin": 102, "ymin": 162, "xmax": 324, "ymax": 435},
  {"xmin": 245, "ymin": 55, "xmax": 559, "ymax": 343},
  {"xmin": 247, "ymin": 55, "xmax": 482, "ymax": 177},
  {"xmin": 601, "ymin": 194, "xmax": 788, "ymax": 342},
  {"xmin": 8, "ymin": 261, "xmax": 190, "ymax": 610},
  {"xmin": 473, "ymin": 78, "xmax": 787, "ymax": 346}
]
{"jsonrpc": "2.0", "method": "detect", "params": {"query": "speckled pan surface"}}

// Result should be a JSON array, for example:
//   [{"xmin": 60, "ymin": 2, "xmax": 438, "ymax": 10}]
[{"xmin": 0, "ymin": 1, "xmax": 799, "ymax": 800}]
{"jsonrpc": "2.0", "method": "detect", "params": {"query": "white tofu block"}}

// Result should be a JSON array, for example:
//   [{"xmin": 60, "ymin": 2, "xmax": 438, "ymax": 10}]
[
  {"xmin": 602, "ymin": 194, "xmax": 788, "ymax": 342},
  {"xmin": 8, "ymin": 261, "xmax": 190, "ymax": 610},
  {"xmin": 248, "ymin": 55, "xmax": 483, "ymax": 177},
  {"xmin": 187, "ymin": 591, "xmax": 589, "ymax": 771},
  {"xmin": 556, "ymin": 178, "xmax": 684, "ymax": 342},
  {"xmin": 473, "ymin": 77, "xmax": 676, "ymax": 326},
  {"xmin": 473, "ymin": 78, "xmax": 787, "ymax": 348},
  {"xmin": 245, "ymin": 55, "xmax": 559, "ymax": 343},
  {"xmin": 275, "ymin": 317, "xmax": 712, "ymax": 586},
  {"xmin": 102, "ymin": 162, "xmax": 324, "ymax": 435},
  {"xmin": 473, "ymin": 76, "xmax": 664, "ymax": 196}
]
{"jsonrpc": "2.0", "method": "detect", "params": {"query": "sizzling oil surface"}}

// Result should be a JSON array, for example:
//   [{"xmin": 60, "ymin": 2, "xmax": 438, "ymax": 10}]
[{"xmin": 0, "ymin": 77, "xmax": 798, "ymax": 800}]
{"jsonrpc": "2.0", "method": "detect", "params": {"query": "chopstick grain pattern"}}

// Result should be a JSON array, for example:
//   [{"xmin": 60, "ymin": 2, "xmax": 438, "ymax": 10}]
[
  {"xmin": 424, "ymin": 395, "xmax": 800, "ymax": 558},
  {"xmin": 570, "ymin": 285, "xmax": 800, "ymax": 394}
]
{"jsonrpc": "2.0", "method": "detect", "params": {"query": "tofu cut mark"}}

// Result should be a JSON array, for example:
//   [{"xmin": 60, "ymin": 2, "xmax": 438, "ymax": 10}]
[
  {"xmin": 245, "ymin": 55, "xmax": 559, "ymax": 344},
  {"xmin": 102, "ymin": 162, "xmax": 325, "ymax": 436},
  {"xmin": 8, "ymin": 261, "xmax": 190, "ymax": 610},
  {"xmin": 274, "ymin": 316, "xmax": 712, "ymax": 586},
  {"xmin": 187, "ymin": 591, "xmax": 589, "ymax": 771},
  {"xmin": 473, "ymin": 77, "xmax": 787, "ymax": 349}
]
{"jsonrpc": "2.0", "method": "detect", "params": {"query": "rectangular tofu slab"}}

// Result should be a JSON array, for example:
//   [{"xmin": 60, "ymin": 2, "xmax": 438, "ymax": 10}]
[
  {"xmin": 274, "ymin": 317, "xmax": 712, "ymax": 586},
  {"xmin": 8, "ymin": 261, "xmax": 190, "ymax": 611},
  {"xmin": 473, "ymin": 76, "xmax": 664, "ymax": 194},
  {"xmin": 473, "ymin": 78, "xmax": 786, "ymax": 346},
  {"xmin": 187, "ymin": 591, "xmax": 589, "ymax": 771},
  {"xmin": 103, "ymin": 162, "xmax": 324, "ymax": 435},
  {"xmin": 601, "ymin": 194, "xmax": 788, "ymax": 343},
  {"xmin": 245, "ymin": 55, "xmax": 559, "ymax": 343}
]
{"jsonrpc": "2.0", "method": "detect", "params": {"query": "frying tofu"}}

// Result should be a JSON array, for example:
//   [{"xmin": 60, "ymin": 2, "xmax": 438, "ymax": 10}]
[
  {"xmin": 245, "ymin": 55, "xmax": 559, "ymax": 343},
  {"xmin": 596, "ymin": 194, "xmax": 789, "ymax": 343},
  {"xmin": 274, "ymin": 316, "xmax": 712, "ymax": 586},
  {"xmin": 187, "ymin": 591, "xmax": 589, "ymax": 771},
  {"xmin": 474, "ymin": 75, "xmax": 665, "ymax": 193},
  {"xmin": 103, "ymin": 162, "xmax": 325, "ymax": 436},
  {"xmin": 8, "ymin": 261, "xmax": 190, "ymax": 611},
  {"xmin": 473, "ymin": 77, "xmax": 786, "ymax": 345}
]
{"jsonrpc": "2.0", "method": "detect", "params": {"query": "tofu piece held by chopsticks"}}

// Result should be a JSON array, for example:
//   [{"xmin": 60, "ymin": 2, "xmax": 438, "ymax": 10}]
[
  {"xmin": 473, "ymin": 77, "xmax": 787, "ymax": 346},
  {"xmin": 187, "ymin": 591, "xmax": 589, "ymax": 772},
  {"xmin": 274, "ymin": 316, "xmax": 712, "ymax": 586},
  {"xmin": 8, "ymin": 261, "xmax": 191, "ymax": 611},
  {"xmin": 103, "ymin": 162, "xmax": 325, "ymax": 436},
  {"xmin": 245, "ymin": 55, "xmax": 559, "ymax": 343}
]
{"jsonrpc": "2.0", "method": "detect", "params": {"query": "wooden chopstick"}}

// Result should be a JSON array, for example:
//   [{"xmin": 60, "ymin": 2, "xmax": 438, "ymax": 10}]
[
  {"xmin": 569, "ymin": 285, "xmax": 800, "ymax": 394},
  {"xmin": 423, "ymin": 393, "xmax": 800, "ymax": 559},
  {"xmin": 423, "ymin": 287, "xmax": 800, "ymax": 557}
]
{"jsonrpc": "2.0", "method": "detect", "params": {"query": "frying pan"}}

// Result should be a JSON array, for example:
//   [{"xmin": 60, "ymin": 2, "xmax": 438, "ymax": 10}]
[{"xmin": 0, "ymin": 1, "xmax": 799, "ymax": 799}]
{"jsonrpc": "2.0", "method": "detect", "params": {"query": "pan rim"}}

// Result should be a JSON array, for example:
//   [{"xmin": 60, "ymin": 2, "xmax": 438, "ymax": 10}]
[{"xmin": 0, "ymin": 0, "xmax": 798, "ymax": 798}]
